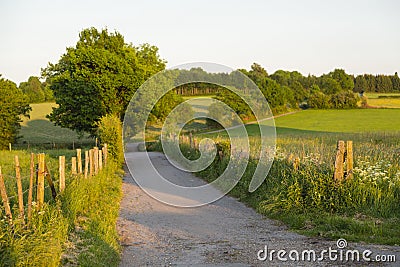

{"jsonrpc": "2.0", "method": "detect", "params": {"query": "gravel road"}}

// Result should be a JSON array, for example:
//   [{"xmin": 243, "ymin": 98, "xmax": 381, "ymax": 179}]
[{"xmin": 117, "ymin": 143, "xmax": 400, "ymax": 266}]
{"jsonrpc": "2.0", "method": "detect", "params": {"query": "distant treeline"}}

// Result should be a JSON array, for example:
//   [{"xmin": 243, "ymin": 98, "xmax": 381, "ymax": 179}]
[
  {"xmin": 354, "ymin": 74, "xmax": 400, "ymax": 93},
  {"xmin": 174, "ymin": 65, "xmax": 399, "ymax": 111}
]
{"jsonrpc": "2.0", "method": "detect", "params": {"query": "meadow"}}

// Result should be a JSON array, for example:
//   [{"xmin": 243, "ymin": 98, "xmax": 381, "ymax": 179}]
[{"xmin": 18, "ymin": 103, "xmax": 93, "ymax": 148}]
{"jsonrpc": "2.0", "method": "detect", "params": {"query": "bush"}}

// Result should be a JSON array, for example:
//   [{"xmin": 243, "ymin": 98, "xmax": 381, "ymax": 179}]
[
  {"xmin": 97, "ymin": 114, "xmax": 124, "ymax": 165},
  {"xmin": 307, "ymin": 91, "xmax": 331, "ymax": 109},
  {"xmin": 330, "ymin": 90, "xmax": 359, "ymax": 109}
]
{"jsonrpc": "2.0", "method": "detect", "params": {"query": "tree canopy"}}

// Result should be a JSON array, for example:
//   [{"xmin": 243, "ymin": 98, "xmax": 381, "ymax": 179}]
[
  {"xmin": 43, "ymin": 27, "xmax": 166, "ymax": 135},
  {"xmin": 19, "ymin": 76, "xmax": 54, "ymax": 103},
  {"xmin": 0, "ymin": 75, "xmax": 31, "ymax": 149}
]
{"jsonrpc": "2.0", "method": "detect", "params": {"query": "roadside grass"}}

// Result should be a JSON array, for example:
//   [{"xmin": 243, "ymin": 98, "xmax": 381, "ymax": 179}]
[{"xmin": 0, "ymin": 149, "xmax": 122, "ymax": 266}]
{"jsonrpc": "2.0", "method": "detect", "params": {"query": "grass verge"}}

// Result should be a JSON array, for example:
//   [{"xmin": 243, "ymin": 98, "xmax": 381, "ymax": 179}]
[{"xmin": 0, "ymin": 150, "xmax": 122, "ymax": 266}]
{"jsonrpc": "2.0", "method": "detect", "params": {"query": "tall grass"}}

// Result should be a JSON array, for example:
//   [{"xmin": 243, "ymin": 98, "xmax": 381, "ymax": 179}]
[{"xmin": 0, "ymin": 150, "xmax": 122, "ymax": 266}]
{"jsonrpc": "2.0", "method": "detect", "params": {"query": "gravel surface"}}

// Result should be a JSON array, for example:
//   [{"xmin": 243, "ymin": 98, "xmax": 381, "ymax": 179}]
[{"xmin": 117, "ymin": 143, "xmax": 400, "ymax": 266}]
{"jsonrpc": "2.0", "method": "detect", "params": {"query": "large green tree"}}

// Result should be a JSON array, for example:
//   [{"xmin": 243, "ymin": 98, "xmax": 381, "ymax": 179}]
[
  {"xmin": 0, "ymin": 75, "xmax": 31, "ymax": 149},
  {"xmin": 42, "ymin": 27, "xmax": 166, "ymax": 134}
]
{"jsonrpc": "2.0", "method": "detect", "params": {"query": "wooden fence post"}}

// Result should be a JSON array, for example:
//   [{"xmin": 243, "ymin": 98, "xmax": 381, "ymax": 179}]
[
  {"xmin": 44, "ymin": 163, "xmax": 57, "ymax": 200},
  {"xmin": 193, "ymin": 138, "xmax": 197, "ymax": 149},
  {"xmin": 94, "ymin": 147, "xmax": 99, "ymax": 175},
  {"xmin": 27, "ymin": 153, "xmax": 34, "ymax": 225},
  {"xmin": 346, "ymin": 141, "xmax": 353, "ymax": 179},
  {"xmin": 14, "ymin": 156, "xmax": 25, "ymax": 221},
  {"xmin": 37, "ymin": 153, "xmax": 45, "ymax": 209},
  {"xmin": 0, "ymin": 167, "xmax": 12, "ymax": 223},
  {"xmin": 85, "ymin": 151, "xmax": 89, "ymax": 179},
  {"xmin": 103, "ymin": 144, "xmax": 108, "ymax": 167},
  {"xmin": 59, "ymin": 156, "xmax": 65, "ymax": 192},
  {"xmin": 71, "ymin": 157, "xmax": 77, "ymax": 175},
  {"xmin": 189, "ymin": 132, "xmax": 193, "ymax": 148},
  {"xmin": 89, "ymin": 149, "xmax": 94, "ymax": 177},
  {"xmin": 77, "ymin": 149, "xmax": 82, "ymax": 174},
  {"xmin": 334, "ymin": 141, "xmax": 345, "ymax": 182},
  {"xmin": 98, "ymin": 149, "xmax": 103, "ymax": 171}
]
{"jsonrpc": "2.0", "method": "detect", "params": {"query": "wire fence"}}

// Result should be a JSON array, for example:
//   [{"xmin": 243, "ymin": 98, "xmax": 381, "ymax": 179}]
[{"xmin": 0, "ymin": 144, "xmax": 108, "ymax": 225}]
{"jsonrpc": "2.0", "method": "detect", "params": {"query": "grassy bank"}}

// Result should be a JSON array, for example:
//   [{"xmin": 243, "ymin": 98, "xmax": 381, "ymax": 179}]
[{"xmin": 0, "ymin": 150, "xmax": 122, "ymax": 266}]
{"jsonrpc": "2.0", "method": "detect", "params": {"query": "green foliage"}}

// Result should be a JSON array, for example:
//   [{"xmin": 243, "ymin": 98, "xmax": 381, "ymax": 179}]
[
  {"xmin": 19, "ymin": 76, "xmax": 54, "ymax": 103},
  {"xmin": 354, "ymin": 73, "xmax": 399, "ymax": 93},
  {"xmin": 43, "ymin": 27, "xmax": 165, "ymax": 135},
  {"xmin": 97, "ymin": 114, "xmax": 124, "ymax": 165},
  {"xmin": 213, "ymin": 89, "xmax": 254, "ymax": 121},
  {"xmin": 308, "ymin": 91, "xmax": 331, "ymax": 109},
  {"xmin": 328, "ymin": 69, "xmax": 354, "ymax": 91},
  {"xmin": 330, "ymin": 90, "xmax": 358, "ymax": 109},
  {"xmin": 0, "ymin": 76, "xmax": 31, "ymax": 149}
]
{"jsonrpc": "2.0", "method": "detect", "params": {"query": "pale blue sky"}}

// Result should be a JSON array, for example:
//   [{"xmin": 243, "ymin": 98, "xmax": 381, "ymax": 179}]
[{"xmin": 1, "ymin": 0, "xmax": 399, "ymax": 84}]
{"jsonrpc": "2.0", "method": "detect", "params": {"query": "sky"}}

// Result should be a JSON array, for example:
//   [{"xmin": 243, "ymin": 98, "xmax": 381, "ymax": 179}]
[{"xmin": 0, "ymin": 0, "xmax": 399, "ymax": 84}]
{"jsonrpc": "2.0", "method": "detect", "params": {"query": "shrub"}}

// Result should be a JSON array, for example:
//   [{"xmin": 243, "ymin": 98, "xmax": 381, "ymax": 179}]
[
  {"xmin": 330, "ymin": 90, "xmax": 359, "ymax": 109},
  {"xmin": 97, "ymin": 114, "xmax": 124, "ymax": 165},
  {"xmin": 307, "ymin": 91, "xmax": 331, "ymax": 109}
]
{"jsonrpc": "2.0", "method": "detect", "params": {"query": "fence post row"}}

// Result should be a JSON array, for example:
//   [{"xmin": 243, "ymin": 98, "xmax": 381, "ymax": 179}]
[{"xmin": 0, "ymin": 144, "xmax": 108, "ymax": 221}]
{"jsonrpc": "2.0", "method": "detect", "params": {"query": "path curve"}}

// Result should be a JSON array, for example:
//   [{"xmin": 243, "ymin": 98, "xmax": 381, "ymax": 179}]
[{"xmin": 117, "ymin": 143, "xmax": 400, "ymax": 266}]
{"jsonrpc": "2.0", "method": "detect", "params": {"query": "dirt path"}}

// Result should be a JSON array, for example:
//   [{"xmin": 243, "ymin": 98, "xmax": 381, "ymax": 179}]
[{"xmin": 117, "ymin": 143, "xmax": 400, "ymax": 266}]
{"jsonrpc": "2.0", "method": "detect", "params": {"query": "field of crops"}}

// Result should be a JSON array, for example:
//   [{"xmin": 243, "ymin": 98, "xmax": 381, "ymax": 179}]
[{"xmin": 363, "ymin": 93, "xmax": 400, "ymax": 108}]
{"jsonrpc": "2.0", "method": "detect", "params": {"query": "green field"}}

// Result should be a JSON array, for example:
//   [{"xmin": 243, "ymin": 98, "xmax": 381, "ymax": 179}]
[
  {"xmin": 19, "ymin": 103, "xmax": 93, "ymax": 146},
  {"xmin": 272, "ymin": 109, "xmax": 400, "ymax": 134}
]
